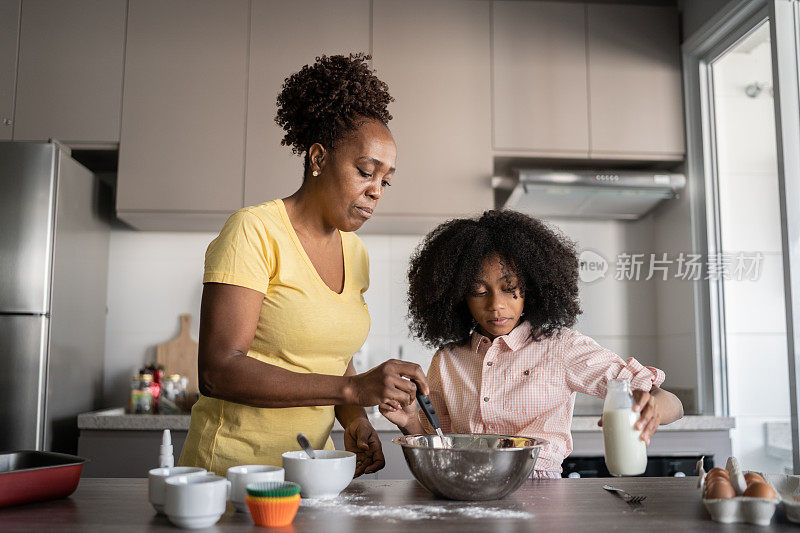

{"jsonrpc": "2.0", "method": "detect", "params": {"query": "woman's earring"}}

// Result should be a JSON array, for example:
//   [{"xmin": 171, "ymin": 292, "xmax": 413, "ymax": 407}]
[{"xmin": 312, "ymin": 170, "xmax": 319, "ymax": 177}]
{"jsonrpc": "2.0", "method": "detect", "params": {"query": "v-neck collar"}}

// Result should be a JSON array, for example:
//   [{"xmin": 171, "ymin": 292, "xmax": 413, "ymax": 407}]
[{"xmin": 276, "ymin": 199, "xmax": 349, "ymax": 298}]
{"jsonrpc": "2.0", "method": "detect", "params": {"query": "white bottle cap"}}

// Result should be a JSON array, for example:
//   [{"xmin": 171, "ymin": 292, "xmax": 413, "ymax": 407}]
[{"xmin": 159, "ymin": 429, "xmax": 174, "ymax": 468}]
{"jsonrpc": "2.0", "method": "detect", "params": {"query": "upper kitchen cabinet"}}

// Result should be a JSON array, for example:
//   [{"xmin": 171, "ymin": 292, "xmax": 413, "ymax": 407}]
[
  {"xmin": 116, "ymin": 0, "xmax": 248, "ymax": 229},
  {"xmin": 492, "ymin": 1, "xmax": 588, "ymax": 156},
  {"xmin": 244, "ymin": 0, "xmax": 370, "ymax": 207},
  {"xmin": 13, "ymin": 0, "xmax": 126, "ymax": 143},
  {"xmin": 587, "ymin": 4, "xmax": 684, "ymax": 159},
  {"xmin": 371, "ymin": 0, "xmax": 492, "ymax": 222},
  {"xmin": 0, "ymin": 1, "xmax": 19, "ymax": 141}
]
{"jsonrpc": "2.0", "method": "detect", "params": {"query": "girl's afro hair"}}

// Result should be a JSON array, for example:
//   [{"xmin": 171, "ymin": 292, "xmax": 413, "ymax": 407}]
[{"xmin": 407, "ymin": 210, "xmax": 582, "ymax": 347}]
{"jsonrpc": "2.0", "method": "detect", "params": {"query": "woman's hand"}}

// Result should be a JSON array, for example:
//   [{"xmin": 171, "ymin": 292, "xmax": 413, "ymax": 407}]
[
  {"xmin": 343, "ymin": 418, "xmax": 385, "ymax": 477},
  {"xmin": 345, "ymin": 359, "xmax": 428, "ymax": 411}
]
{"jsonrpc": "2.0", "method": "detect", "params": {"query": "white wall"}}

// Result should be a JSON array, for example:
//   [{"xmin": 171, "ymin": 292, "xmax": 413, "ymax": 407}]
[
  {"xmin": 103, "ymin": 218, "xmax": 660, "ymax": 414},
  {"xmin": 103, "ymin": 229, "xmax": 214, "ymax": 407},
  {"xmin": 553, "ymin": 218, "xmax": 657, "ymax": 363},
  {"xmin": 356, "ymin": 235, "xmax": 429, "ymax": 373},
  {"xmin": 547, "ymin": 217, "xmax": 659, "ymax": 413},
  {"xmin": 652, "ymin": 183, "xmax": 698, "ymax": 409},
  {"xmin": 101, "ymin": 228, "xmax": 437, "ymax": 408}
]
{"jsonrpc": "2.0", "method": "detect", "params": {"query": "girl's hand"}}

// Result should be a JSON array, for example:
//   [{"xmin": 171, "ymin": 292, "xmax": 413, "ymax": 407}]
[
  {"xmin": 596, "ymin": 389, "xmax": 662, "ymax": 445},
  {"xmin": 379, "ymin": 399, "xmax": 418, "ymax": 430},
  {"xmin": 632, "ymin": 389, "xmax": 660, "ymax": 445},
  {"xmin": 343, "ymin": 418, "xmax": 385, "ymax": 477}
]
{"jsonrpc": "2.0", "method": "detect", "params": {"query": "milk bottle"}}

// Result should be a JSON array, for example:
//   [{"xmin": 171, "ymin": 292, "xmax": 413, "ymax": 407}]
[{"xmin": 602, "ymin": 379, "xmax": 647, "ymax": 476}]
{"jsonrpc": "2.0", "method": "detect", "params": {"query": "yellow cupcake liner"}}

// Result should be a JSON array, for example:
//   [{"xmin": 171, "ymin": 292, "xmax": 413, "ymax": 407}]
[
  {"xmin": 246, "ymin": 493, "xmax": 301, "ymax": 527},
  {"xmin": 246, "ymin": 493, "xmax": 300, "ymax": 504}
]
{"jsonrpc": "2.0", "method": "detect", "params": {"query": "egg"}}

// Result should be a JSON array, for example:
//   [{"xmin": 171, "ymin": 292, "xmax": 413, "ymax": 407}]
[
  {"xmin": 706, "ymin": 467, "xmax": 730, "ymax": 480},
  {"xmin": 744, "ymin": 472, "xmax": 765, "ymax": 485},
  {"xmin": 704, "ymin": 477, "xmax": 732, "ymax": 496},
  {"xmin": 704, "ymin": 479, "xmax": 735, "ymax": 500},
  {"xmin": 743, "ymin": 482, "xmax": 775, "ymax": 499},
  {"xmin": 703, "ymin": 476, "xmax": 722, "ymax": 492}
]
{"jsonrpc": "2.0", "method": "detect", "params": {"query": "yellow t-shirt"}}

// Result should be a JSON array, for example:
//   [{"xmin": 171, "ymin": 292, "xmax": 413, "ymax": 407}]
[{"xmin": 178, "ymin": 199, "xmax": 370, "ymax": 475}]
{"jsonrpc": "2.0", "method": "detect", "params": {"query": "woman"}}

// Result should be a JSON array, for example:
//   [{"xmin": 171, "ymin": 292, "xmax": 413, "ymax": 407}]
[{"xmin": 179, "ymin": 53, "xmax": 428, "ymax": 476}]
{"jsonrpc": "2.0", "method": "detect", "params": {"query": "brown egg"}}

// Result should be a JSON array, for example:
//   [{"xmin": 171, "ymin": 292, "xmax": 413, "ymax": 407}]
[
  {"xmin": 704, "ymin": 479, "xmax": 736, "ymax": 500},
  {"xmin": 706, "ymin": 467, "xmax": 730, "ymax": 480},
  {"xmin": 743, "ymin": 482, "xmax": 775, "ymax": 499},
  {"xmin": 704, "ymin": 477, "xmax": 733, "ymax": 496},
  {"xmin": 744, "ymin": 472, "xmax": 765, "ymax": 485},
  {"xmin": 703, "ymin": 473, "xmax": 728, "ymax": 490}
]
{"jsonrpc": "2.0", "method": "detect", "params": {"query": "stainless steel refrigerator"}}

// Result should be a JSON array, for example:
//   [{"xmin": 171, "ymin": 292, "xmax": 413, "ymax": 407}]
[{"xmin": 0, "ymin": 141, "xmax": 109, "ymax": 453}]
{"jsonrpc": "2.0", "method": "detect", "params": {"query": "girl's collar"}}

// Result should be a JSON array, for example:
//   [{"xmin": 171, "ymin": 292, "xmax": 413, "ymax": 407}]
[{"xmin": 470, "ymin": 320, "xmax": 533, "ymax": 353}]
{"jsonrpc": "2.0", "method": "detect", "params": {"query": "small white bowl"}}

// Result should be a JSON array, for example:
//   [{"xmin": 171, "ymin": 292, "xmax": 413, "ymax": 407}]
[
  {"xmin": 165, "ymin": 473, "xmax": 229, "ymax": 529},
  {"xmin": 226, "ymin": 464, "xmax": 284, "ymax": 512},
  {"xmin": 282, "ymin": 450, "xmax": 356, "ymax": 499},
  {"xmin": 148, "ymin": 467, "xmax": 207, "ymax": 514}
]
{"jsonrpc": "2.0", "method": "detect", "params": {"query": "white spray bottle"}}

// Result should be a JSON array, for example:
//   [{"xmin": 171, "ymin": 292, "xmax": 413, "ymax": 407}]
[{"xmin": 159, "ymin": 429, "xmax": 174, "ymax": 468}]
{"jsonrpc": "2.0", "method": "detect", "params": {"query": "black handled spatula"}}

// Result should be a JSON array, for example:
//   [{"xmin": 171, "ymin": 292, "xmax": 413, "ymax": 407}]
[{"xmin": 412, "ymin": 380, "xmax": 447, "ymax": 444}]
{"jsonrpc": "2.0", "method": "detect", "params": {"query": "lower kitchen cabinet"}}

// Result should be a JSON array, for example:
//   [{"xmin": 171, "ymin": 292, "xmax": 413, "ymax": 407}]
[
  {"xmin": 79, "ymin": 429, "xmax": 190, "ymax": 478},
  {"xmin": 77, "ymin": 428, "xmax": 412, "ymax": 479},
  {"xmin": 77, "ymin": 415, "xmax": 734, "ymax": 479}
]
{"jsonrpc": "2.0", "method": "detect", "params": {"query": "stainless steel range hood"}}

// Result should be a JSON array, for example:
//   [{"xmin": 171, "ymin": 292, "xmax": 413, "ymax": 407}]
[{"xmin": 493, "ymin": 169, "xmax": 686, "ymax": 220}]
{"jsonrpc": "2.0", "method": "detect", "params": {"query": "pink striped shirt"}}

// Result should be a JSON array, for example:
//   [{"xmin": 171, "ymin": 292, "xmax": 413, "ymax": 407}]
[{"xmin": 424, "ymin": 321, "xmax": 666, "ymax": 474}]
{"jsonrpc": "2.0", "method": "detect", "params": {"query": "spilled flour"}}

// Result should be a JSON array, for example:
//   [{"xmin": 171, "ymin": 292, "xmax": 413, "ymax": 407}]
[{"xmin": 300, "ymin": 494, "xmax": 533, "ymax": 522}]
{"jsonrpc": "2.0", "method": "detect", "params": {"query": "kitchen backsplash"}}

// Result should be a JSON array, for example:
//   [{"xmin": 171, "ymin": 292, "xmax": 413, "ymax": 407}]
[{"xmin": 103, "ymin": 214, "xmax": 678, "ymax": 410}]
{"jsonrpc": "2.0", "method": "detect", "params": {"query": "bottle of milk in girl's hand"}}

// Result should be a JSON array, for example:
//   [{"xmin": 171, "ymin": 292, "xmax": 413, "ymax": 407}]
[{"xmin": 602, "ymin": 379, "xmax": 647, "ymax": 476}]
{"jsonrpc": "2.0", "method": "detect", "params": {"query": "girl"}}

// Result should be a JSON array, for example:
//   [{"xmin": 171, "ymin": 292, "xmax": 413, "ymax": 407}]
[{"xmin": 382, "ymin": 210, "xmax": 684, "ymax": 478}]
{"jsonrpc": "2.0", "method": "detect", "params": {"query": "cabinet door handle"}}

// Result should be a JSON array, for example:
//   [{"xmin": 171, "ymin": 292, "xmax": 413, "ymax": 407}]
[{"xmin": 1, "ymin": 118, "xmax": 12, "ymax": 126}]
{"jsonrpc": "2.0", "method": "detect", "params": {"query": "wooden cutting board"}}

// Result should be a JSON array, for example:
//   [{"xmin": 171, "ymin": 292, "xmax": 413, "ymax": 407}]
[{"xmin": 156, "ymin": 314, "xmax": 199, "ymax": 395}]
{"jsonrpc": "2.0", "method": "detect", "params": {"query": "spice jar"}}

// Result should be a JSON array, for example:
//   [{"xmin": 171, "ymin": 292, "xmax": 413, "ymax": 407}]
[{"xmin": 129, "ymin": 373, "xmax": 155, "ymax": 414}]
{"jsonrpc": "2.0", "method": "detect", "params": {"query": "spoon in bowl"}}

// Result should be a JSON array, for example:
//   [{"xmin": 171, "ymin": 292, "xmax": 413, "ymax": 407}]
[
  {"xmin": 296, "ymin": 433, "xmax": 316, "ymax": 459},
  {"xmin": 411, "ymin": 380, "xmax": 449, "ymax": 449}
]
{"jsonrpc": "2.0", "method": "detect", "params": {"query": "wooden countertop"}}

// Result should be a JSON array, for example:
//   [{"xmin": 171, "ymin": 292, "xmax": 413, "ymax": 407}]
[{"xmin": 1, "ymin": 477, "xmax": 793, "ymax": 532}]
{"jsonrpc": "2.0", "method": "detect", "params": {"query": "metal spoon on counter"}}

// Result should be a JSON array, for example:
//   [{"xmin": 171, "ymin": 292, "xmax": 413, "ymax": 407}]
[{"xmin": 296, "ymin": 433, "xmax": 316, "ymax": 459}]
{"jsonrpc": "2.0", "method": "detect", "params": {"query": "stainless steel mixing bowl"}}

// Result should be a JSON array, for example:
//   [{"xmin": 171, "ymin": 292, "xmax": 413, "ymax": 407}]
[{"xmin": 393, "ymin": 433, "xmax": 548, "ymax": 500}]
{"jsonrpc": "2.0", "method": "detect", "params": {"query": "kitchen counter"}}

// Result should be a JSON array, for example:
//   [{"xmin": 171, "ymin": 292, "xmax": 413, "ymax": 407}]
[
  {"xmin": 78, "ymin": 409, "xmax": 734, "ymax": 478},
  {"xmin": 1, "ymin": 477, "xmax": 794, "ymax": 532},
  {"xmin": 78, "ymin": 407, "xmax": 735, "ymax": 432}
]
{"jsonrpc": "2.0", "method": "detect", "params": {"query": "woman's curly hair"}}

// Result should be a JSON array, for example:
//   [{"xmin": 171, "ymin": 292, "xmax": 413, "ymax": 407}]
[
  {"xmin": 275, "ymin": 53, "xmax": 393, "ymax": 172},
  {"xmin": 407, "ymin": 210, "xmax": 582, "ymax": 348}
]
